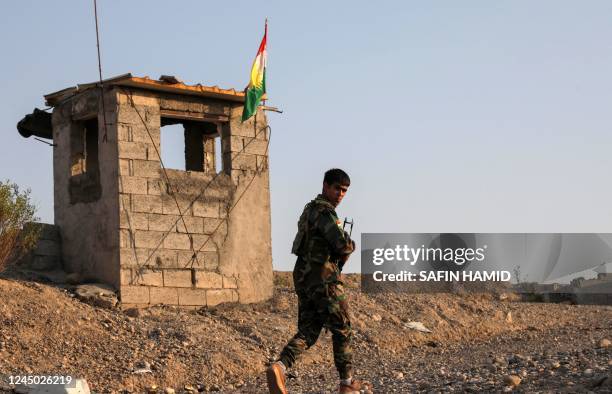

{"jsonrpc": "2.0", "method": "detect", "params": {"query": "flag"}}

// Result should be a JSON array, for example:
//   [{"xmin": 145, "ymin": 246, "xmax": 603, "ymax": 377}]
[{"xmin": 242, "ymin": 21, "xmax": 267, "ymax": 122}]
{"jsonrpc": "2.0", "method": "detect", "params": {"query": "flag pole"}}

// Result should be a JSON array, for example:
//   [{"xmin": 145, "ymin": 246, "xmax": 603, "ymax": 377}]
[{"xmin": 262, "ymin": 18, "xmax": 268, "ymax": 108}]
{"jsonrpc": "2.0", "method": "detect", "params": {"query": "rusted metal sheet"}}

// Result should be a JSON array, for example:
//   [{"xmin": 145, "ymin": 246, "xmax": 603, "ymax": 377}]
[{"xmin": 44, "ymin": 73, "xmax": 267, "ymax": 107}]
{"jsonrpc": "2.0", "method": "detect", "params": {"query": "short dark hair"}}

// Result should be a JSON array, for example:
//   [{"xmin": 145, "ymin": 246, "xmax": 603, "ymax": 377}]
[{"xmin": 324, "ymin": 168, "xmax": 350, "ymax": 186}]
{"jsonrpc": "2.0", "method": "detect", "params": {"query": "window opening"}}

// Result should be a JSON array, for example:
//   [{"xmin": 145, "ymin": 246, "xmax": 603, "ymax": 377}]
[
  {"xmin": 69, "ymin": 117, "xmax": 101, "ymax": 203},
  {"xmin": 71, "ymin": 118, "xmax": 99, "ymax": 176},
  {"xmin": 215, "ymin": 129, "xmax": 222, "ymax": 173},
  {"xmin": 160, "ymin": 118, "xmax": 222, "ymax": 174},
  {"xmin": 160, "ymin": 123, "xmax": 185, "ymax": 171}
]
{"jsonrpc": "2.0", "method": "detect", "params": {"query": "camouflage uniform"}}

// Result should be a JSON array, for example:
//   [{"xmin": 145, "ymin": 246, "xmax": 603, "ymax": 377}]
[{"xmin": 278, "ymin": 194, "xmax": 355, "ymax": 379}]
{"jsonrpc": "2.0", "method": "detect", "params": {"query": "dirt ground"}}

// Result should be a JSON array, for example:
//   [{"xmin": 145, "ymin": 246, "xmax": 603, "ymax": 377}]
[{"xmin": 0, "ymin": 271, "xmax": 610, "ymax": 393}]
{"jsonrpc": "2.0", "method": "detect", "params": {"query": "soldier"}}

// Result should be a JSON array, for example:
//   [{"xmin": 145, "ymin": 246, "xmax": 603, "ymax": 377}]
[{"xmin": 267, "ymin": 169, "xmax": 369, "ymax": 394}]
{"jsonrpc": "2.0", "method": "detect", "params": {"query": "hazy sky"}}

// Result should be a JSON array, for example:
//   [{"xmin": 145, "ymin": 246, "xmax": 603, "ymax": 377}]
[{"xmin": 1, "ymin": 1, "xmax": 611, "ymax": 272}]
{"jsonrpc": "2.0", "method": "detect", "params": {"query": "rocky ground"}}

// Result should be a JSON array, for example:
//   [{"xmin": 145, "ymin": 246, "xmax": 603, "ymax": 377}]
[{"xmin": 0, "ymin": 271, "xmax": 610, "ymax": 393}]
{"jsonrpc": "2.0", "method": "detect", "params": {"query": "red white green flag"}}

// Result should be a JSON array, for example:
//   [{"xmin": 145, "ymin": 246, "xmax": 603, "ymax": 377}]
[{"xmin": 242, "ymin": 21, "xmax": 267, "ymax": 122}]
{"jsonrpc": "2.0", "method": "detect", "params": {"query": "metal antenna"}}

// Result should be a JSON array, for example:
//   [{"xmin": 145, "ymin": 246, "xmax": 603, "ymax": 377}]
[{"xmin": 93, "ymin": 0, "xmax": 109, "ymax": 142}]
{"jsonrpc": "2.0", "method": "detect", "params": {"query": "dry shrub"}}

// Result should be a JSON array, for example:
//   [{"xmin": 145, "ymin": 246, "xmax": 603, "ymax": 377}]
[{"xmin": 0, "ymin": 180, "xmax": 40, "ymax": 272}]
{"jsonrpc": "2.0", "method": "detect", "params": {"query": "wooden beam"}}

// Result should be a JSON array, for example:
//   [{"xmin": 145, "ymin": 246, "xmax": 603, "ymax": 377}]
[
  {"xmin": 72, "ymin": 111, "xmax": 97, "ymax": 121},
  {"xmin": 160, "ymin": 109, "xmax": 229, "ymax": 123}
]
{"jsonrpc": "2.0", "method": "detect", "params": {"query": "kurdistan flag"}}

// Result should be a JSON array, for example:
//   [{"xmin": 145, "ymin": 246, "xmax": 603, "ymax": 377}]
[{"xmin": 242, "ymin": 21, "xmax": 267, "ymax": 122}]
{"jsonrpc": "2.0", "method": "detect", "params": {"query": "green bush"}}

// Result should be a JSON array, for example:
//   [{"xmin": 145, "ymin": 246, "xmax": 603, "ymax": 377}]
[{"xmin": 0, "ymin": 180, "xmax": 40, "ymax": 272}]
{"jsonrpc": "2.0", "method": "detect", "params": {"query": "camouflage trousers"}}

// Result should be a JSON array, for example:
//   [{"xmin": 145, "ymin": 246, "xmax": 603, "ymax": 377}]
[{"xmin": 278, "ymin": 280, "xmax": 353, "ymax": 379}]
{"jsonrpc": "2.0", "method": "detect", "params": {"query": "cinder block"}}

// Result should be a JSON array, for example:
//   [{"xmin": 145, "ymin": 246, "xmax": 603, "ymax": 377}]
[
  {"xmin": 164, "ymin": 233, "xmax": 192, "ymax": 250},
  {"xmin": 149, "ymin": 249, "xmax": 178, "ymax": 268},
  {"xmin": 192, "ymin": 201, "xmax": 219, "ymax": 218},
  {"xmin": 116, "ymin": 107, "xmax": 142, "ymax": 125},
  {"xmin": 34, "ymin": 223, "xmax": 60, "ymax": 241},
  {"xmin": 223, "ymin": 136, "xmax": 244, "ymax": 153},
  {"xmin": 178, "ymin": 288, "xmax": 207, "ymax": 306},
  {"xmin": 146, "ymin": 111, "xmax": 161, "ymax": 129},
  {"xmin": 165, "ymin": 169, "xmax": 190, "ymax": 185},
  {"xmin": 134, "ymin": 230, "xmax": 165, "ymax": 249},
  {"xmin": 165, "ymin": 181, "xmax": 202, "ymax": 196},
  {"xmin": 256, "ymin": 155, "xmax": 269, "ymax": 170},
  {"xmin": 132, "ymin": 195, "xmax": 163, "ymax": 214},
  {"xmin": 119, "ymin": 176, "xmax": 148, "ymax": 195},
  {"xmin": 186, "ymin": 171, "xmax": 215, "ymax": 183},
  {"xmin": 120, "ymin": 229, "xmax": 134, "ymax": 248},
  {"xmin": 228, "ymin": 123, "xmax": 255, "ymax": 138},
  {"xmin": 31, "ymin": 255, "xmax": 60, "ymax": 271},
  {"xmin": 34, "ymin": 239, "xmax": 61, "ymax": 256},
  {"xmin": 202, "ymin": 218, "xmax": 222, "ymax": 234},
  {"xmin": 192, "ymin": 235, "xmax": 219, "ymax": 253},
  {"xmin": 117, "ymin": 124, "xmax": 133, "ymax": 142},
  {"xmin": 120, "ymin": 286, "xmax": 150, "ymax": 304},
  {"xmin": 208, "ymin": 220, "xmax": 227, "ymax": 246},
  {"xmin": 119, "ymin": 159, "xmax": 132, "ymax": 176},
  {"xmin": 176, "ymin": 251, "xmax": 218, "ymax": 271},
  {"xmin": 176, "ymin": 216, "xmax": 204, "ymax": 234},
  {"xmin": 120, "ymin": 268, "xmax": 132, "ymax": 285},
  {"xmin": 199, "ymin": 252, "xmax": 219, "ymax": 270},
  {"xmin": 117, "ymin": 104, "xmax": 159, "ymax": 126},
  {"xmin": 219, "ymin": 204, "xmax": 229, "ymax": 219},
  {"xmin": 147, "ymin": 179, "xmax": 162, "ymax": 195},
  {"xmin": 230, "ymin": 154, "xmax": 257, "ymax": 170},
  {"xmin": 118, "ymin": 93, "xmax": 159, "ymax": 107},
  {"xmin": 195, "ymin": 271, "xmax": 222, "ymax": 289},
  {"xmin": 162, "ymin": 196, "xmax": 192, "ymax": 215},
  {"xmin": 201, "ymin": 185, "xmax": 232, "ymax": 200},
  {"xmin": 206, "ymin": 289, "xmax": 237, "ymax": 306},
  {"xmin": 146, "ymin": 143, "xmax": 161, "ymax": 161},
  {"xmin": 131, "ymin": 126, "xmax": 160, "ymax": 144},
  {"xmin": 119, "ymin": 193, "xmax": 130, "ymax": 211},
  {"xmin": 160, "ymin": 98, "xmax": 191, "ymax": 111},
  {"xmin": 132, "ymin": 269, "xmax": 163, "ymax": 287},
  {"xmin": 118, "ymin": 142, "xmax": 148, "ymax": 160},
  {"xmin": 230, "ymin": 105, "xmax": 265, "ymax": 123},
  {"xmin": 150, "ymin": 287, "xmax": 179, "ymax": 305},
  {"xmin": 132, "ymin": 160, "xmax": 161, "ymax": 177},
  {"xmin": 72, "ymin": 92, "xmax": 99, "ymax": 117},
  {"xmin": 148, "ymin": 214, "xmax": 178, "ymax": 232},
  {"xmin": 244, "ymin": 139, "xmax": 268, "ymax": 155},
  {"xmin": 120, "ymin": 211, "xmax": 148, "ymax": 230},
  {"xmin": 163, "ymin": 269, "xmax": 193, "ymax": 287},
  {"xmin": 176, "ymin": 251, "xmax": 200, "ymax": 268},
  {"xmin": 223, "ymin": 276, "xmax": 238, "ymax": 289},
  {"xmin": 119, "ymin": 247, "xmax": 150, "ymax": 267},
  {"xmin": 255, "ymin": 125, "xmax": 268, "ymax": 140}
]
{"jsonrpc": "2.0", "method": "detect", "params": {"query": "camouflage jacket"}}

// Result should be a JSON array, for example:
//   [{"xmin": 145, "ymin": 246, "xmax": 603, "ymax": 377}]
[{"xmin": 291, "ymin": 194, "xmax": 355, "ymax": 293}]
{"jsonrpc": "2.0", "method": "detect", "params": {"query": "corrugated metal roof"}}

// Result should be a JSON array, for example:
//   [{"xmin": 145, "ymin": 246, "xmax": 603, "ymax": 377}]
[{"xmin": 44, "ymin": 73, "xmax": 261, "ymax": 106}]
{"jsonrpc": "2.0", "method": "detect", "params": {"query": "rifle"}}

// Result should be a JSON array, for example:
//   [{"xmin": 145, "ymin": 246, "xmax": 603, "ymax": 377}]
[
  {"xmin": 342, "ymin": 217, "xmax": 354, "ymax": 238},
  {"xmin": 338, "ymin": 217, "xmax": 354, "ymax": 271}
]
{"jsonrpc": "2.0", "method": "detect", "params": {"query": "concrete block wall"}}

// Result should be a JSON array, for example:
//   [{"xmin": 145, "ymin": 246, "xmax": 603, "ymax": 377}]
[
  {"xmin": 216, "ymin": 106, "xmax": 273, "ymax": 304},
  {"xmin": 51, "ymin": 86, "xmax": 273, "ymax": 307},
  {"xmin": 116, "ymin": 90, "xmax": 273, "ymax": 308},
  {"xmin": 53, "ymin": 89, "xmax": 120, "ymax": 287},
  {"xmin": 17, "ymin": 223, "xmax": 62, "ymax": 271}
]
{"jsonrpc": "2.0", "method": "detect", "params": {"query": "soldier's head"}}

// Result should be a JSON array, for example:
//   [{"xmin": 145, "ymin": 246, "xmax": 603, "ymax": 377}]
[{"xmin": 322, "ymin": 168, "xmax": 350, "ymax": 207}]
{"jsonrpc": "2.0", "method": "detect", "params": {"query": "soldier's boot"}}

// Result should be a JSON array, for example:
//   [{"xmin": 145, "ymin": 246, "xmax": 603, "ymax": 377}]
[
  {"xmin": 338, "ymin": 378, "xmax": 372, "ymax": 393},
  {"xmin": 266, "ymin": 361, "xmax": 287, "ymax": 394}
]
